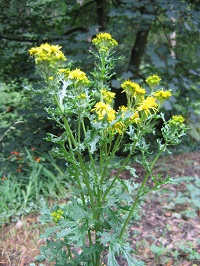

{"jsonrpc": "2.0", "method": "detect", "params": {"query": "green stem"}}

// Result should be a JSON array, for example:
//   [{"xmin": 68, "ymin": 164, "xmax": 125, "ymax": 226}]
[
  {"xmin": 88, "ymin": 229, "xmax": 95, "ymax": 265},
  {"xmin": 78, "ymin": 112, "xmax": 81, "ymax": 144},
  {"xmin": 119, "ymin": 143, "xmax": 167, "ymax": 239},
  {"xmin": 60, "ymin": 143, "xmax": 85, "ymax": 204},
  {"xmin": 66, "ymin": 244, "xmax": 73, "ymax": 260},
  {"xmin": 53, "ymin": 95, "xmax": 88, "ymax": 205},
  {"xmin": 78, "ymin": 153, "xmax": 96, "ymax": 213},
  {"xmin": 102, "ymin": 152, "xmax": 132, "ymax": 201},
  {"xmin": 102, "ymin": 123, "xmax": 142, "ymax": 201},
  {"xmin": 100, "ymin": 133, "xmax": 122, "ymax": 185},
  {"xmin": 53, "ymin": 95, "xmax": 76, "ymax": 148}
]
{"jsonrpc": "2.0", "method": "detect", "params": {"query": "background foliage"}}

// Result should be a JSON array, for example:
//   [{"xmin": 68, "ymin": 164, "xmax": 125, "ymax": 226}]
[{"xmin": 1, "ymin": 0, "xmax": 200, "ymax": 158}]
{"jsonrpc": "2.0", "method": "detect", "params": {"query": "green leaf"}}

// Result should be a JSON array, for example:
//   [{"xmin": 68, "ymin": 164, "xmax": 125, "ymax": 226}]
[{"xmin": 40, "ymin": 226, "xmax": 60, "ymax": 239}]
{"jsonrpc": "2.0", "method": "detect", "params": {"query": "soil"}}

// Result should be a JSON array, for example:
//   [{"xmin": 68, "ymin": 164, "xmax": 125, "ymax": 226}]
[{"xmin": 0, "ymin": 150, "xmax": 200, "ymax": 266}]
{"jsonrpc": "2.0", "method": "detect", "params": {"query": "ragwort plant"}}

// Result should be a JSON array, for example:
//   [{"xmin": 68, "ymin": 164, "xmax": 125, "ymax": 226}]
[{"xmin": 29, "ymin": 33, "xmax": 188, "ymax": 266}]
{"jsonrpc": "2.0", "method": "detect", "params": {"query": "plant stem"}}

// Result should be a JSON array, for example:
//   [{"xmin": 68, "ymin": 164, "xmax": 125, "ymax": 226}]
[
  {"xmin": 66, "ymin": 244, "xmax": 73, "ymax": 260},
  {"xmin": 102, "ymin": 152, "xmax": 132, "ymax": 201},
  {"xmin": 119, "ymin": 143, "xmax": 167, "ymax": 239},
  {"xmin": 52, "ymin": 96, "xmax": 85, "ymax": 203},
  {"xmin": 100, "ymin": 133, "xmax": 122, "ymax": 185},
  {"xmin": 102, "ymin": 125, "xmax": 141, "ymax": 201},
  {"xmin": 88, "ymin": 229, "xmax": 95, "ymax": 265}
]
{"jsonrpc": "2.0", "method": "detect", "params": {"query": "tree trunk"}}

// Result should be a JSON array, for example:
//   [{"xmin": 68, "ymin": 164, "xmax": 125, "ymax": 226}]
[
  {"xmin": 128, "ymin": 28, "xmax": 150, "ymax": 77},
  {"xmin": 96, "ymin": 0, "xmax": 107, "ymax": 30}
]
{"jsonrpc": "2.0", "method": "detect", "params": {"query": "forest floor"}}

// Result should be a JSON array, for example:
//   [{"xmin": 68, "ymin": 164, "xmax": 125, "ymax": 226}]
[{"xmin": 0, "ymin": 150, "xmax": 200, "ymax": 266}]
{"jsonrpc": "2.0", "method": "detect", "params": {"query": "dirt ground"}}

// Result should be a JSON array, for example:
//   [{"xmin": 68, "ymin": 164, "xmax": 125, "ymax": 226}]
[{"xmin": 0, "ymin": 150, "xmax": 200, "ymax": 266}]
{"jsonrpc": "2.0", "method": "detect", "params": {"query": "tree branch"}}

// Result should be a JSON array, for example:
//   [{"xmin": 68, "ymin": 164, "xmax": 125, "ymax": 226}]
[{"xmin": 0, "ymin": 27, "xmax": 88, "ymax": 43}]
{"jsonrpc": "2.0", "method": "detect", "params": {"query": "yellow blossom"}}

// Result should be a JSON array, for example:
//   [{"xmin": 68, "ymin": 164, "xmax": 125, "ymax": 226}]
[
  {"xmin": 29, "ymin": 43, "xmax": 66, "ymax": 64},
  {"xmin": 135, "ymin": 86, "xmax": 146, "ymax": 96},
  {"xmin": 154, "ymin": 89, "xmax": 172, "ymax": 107},
  {"xmin": 137, "ymin": 96, "xmax": 158, "ymax": 116},
  {"xmin": 92, "ymin": 33, "xmax": 118, "ymax": 50},
  {"xmin": 129, "ymin": 111, "xmax": 140, "ymax": 124},
  {"xmin": 113, "ymin": 121, "xmax": 126, "ymax": 135},
  {"xmin": 154, "ymin": 90, "xmax": 172, "ymax": 100},
  {"xmin": 106, "ymin": 109, "xmax": 116, "ymax": 122},
  {"xmin": 51, "ymin": 209, "xmax": 64, "ymax": 223},
  {"xmin": 68, "ymin": 68, "xmax": 90, "ymax": 85},
  {"xmin": 146, "ymin": 74, "xmax": 161, "ymax": 87},
  {"xmin": 77, "ymin": 93, "xmax": 87, "ymax": 99},
  {"xmin": 121, "ymin": 80, "xmax": 139, "ymax": 95},
  {"xmin": 121, "ymin": 80, "xmax": 146, "ymax": 98},
  {"xmin": 59, "ymin": 68, "xmax": 71, "ymax": 79},
  {"xmin": 101, "ymin": 89, "xmax": 115, "ymax": 104},
  {"xmin": 169, "ymin": 115, "xmax": 185, "ymax": 125},
  {"xmin": 118, "ymin": 105, "xmax": 128, "ymax": 118},
  {"xmin": 91, "ymin": 102, "xmax": 116, "ymax": 122},
  {"xmin": 119, "ymin": 105, "xmax": 128, "ymax": 112}
]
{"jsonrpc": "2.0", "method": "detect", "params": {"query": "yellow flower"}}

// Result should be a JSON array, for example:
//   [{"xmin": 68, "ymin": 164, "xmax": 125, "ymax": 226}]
[
  {"xmin": 154, "ymin": 89, "xmax": 172, "ymax": 107},
  {"xmin": 118, "ymin": 105, "xmax": 128, "ymax": 118},
  {"xmin": 106, "ymin": 108, "xmax": 116, "ymax": 122},
  {"xmin": 121, "ymin": 80, "xmax": 146, "ymax": 98},
  {"xmin": 59, "ymin": 68, "xmax": 71, "ymax": 79},
  {"xmin": 51, "ymin": 209, "xmax": 64, "ymax": 223},
  {"xmin": 68, "ymin": 68, "xmax": 90, "ymax": 85},
  {"xmin": 101, "ymin": 89, "xmax": 115, "ymax": 104},
  {"xmin": 29, "ymin": 47, "xmax": 38, "ymax": 55},
  {"xmin": 119, "ymin": 105, "xmax": 128, "ymax": 112},
  {"xmin": 112, "ymin": 121, "xmax": 126, "ymax": 135},
  {"xmin": 137, "ymin": 96, "xmax": 158, "ymax": 116},
  {"xmin": 77, "ymin": 93, "xmax": 87, "ymax": 99},
  {"xmin": 92, "ymin": 33, "xmax": 118, "ymax": 50},
  {"xmin": 154, "ymin": 90, "xmax": 172, "ymax": 100},
  {"xmin": 121, "ymin": 80, "xmax": 139, "ymax": 95},
  {"xmin": 29, "ymin": 43, "xmax": 66, "ymax": 64},
  {"xmin": 129, "ymin": 111, "xmax": 140, "ymax": 124},
  {"xmin": 91, "ymin": 102, "xmax": 116, "ymax": 122},
  {"xmin": 146, "ymin": 75, "xmax": 161, "ymax": 87},
  {"xmin": 169, "ymin": 115, "xmax": 185, "ymax": 125},
  {"xmin": 135, "ymin": 86, "xmax": 146, "ymax": 96},
  {"xmin": 48, "ymin": 76, "xmax": 54, "ymax": 80}
]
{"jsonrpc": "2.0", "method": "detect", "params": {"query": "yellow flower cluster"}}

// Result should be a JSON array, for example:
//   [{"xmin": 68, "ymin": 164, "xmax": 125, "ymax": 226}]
[
  {"xmin": 77, "ymin": 93, "xmax": 87, "ymax": 99},
  {"xmin": 113, "ymin": 121, "xmax": 126, "ymax": 135},
  {"xmin": 91, "ymin": 102, "xmax": 116, "ymax": 122},
  {"xmin": 100, "ymin": 89, "xmax": 115, "ymax": 104},
  {"xmin": 154, "ymin": 90, "xmax": 172, "ymax": 100},
  {"xmin": 154, "ymin": 89, "xmax": 172, "ymax": 107},
  {"xmin": 59, "ymin": 68, "xmax": 71, "ymax": 78},
  {"xmin": 169, "ymin": 115, "xmax": 185, "ymax": 125},
  {"xmin": 146, "ymin": 74, "xmax": 161, "ymax": 88},
  {"xmin": 68, "ymin": 68, "xmax": 90, "ymax": 85},
  {"xmin": 137, "ymin": 96, "xmax": 158, "ymax": 116},
  {"xmin": 129, "ymin": 111, "xmax": 140, "ymax": 124},
  {"xmin": 91, "ymin": 75, "xmax": 173, "ymax": 135},
  {"xmin": 51, "ymin": 209, "xmax": 64, "ymax": 223},
  {"xmin": 29, "ymin": 43, "xmax": 66, "ymax": 64},
  {"xmin": 92, "ymin": 33, "xmax": 118, "ymax": 52},
  {"xmin": 121, "ymin": 80, "xmax": 146, "ymax": 97}
]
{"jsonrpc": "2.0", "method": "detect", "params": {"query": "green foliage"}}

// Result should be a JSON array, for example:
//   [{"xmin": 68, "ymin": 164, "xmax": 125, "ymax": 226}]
[
  {"xmin": 28, "ymin": 34, "xmax": 188, "ymax": 265},
  {"xmin": 0, "ymin": 80, "xmax": 61, "ymax": 174},
  {"xmin": 0, "ymin": 148, "xmax": 69, "ymax": 225},
  {"xmin": 1, "ymin": 0, "xmax": 200, "ymax": 152},
  {"xmin": 166, "ymin": 176, "xmax": 200, "ymax": 219}
]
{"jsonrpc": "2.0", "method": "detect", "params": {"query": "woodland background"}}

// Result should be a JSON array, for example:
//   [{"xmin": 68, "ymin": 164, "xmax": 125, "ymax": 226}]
[{"xmin": 1, "ymin": 0, "xmax": 200, "ymax": 160}]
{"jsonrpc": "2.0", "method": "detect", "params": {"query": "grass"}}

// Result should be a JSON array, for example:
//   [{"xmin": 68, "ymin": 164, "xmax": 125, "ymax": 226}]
[{"xmin": 0, "ymin": 148, "xmax": 69, "ymax": 225}]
